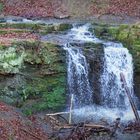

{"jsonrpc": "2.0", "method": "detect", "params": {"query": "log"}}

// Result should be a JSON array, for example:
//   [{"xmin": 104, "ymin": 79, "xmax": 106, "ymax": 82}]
[
  {"xmin": 69, "ymin": 94, "xmax": 74, "ymax": 124},
  {"xmin": 120, "ymin": 73, "xmax": 140, "ymax": 123},
  {"xmin": 46, "ymin": 111, "xmax": 70, "ymax": 116},
  {"xmin": 55, "ymin": 123, "xmax": 109, "ymax": 130},
  {"xmin": 85, "ymin": 124, "xmax": 109, "ymax": 129}
]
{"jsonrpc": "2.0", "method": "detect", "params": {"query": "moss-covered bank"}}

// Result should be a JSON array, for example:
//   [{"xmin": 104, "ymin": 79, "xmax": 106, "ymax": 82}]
[
  {"xmin": 0, "ymin": 41, "xmax": 66, "ymax": 115},
  {"xmin": 0, "ymin": 22, "xmax": 72, "ymax": 34},
  {"xmin": 0, "ymin": 21, "xmax": 73, "ymax": 115}
]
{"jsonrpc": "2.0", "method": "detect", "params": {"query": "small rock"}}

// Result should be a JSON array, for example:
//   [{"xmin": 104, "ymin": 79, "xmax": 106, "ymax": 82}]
[{"xmin": 54, "ymin": 12, "xmax": 70, "ymax": 19}]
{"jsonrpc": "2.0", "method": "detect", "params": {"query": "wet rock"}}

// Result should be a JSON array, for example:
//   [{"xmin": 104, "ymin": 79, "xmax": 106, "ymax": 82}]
[
  {"xmin": 54, "ymin": 11, "xmax": 70, "ymax": 19},
  {"xmin": 84, "ymin": 43, "xmax": 104, "ymax": 104},
  {"xmin": 0, "ymin": 17, "xmax": 6, "ymax": 23}
]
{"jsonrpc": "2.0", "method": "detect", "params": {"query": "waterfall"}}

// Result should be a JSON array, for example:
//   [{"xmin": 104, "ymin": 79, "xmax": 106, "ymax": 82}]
[
  {"xmin": 43, "ymin": 23, "xmax": 136, "ymax": 121},
  {"xmin": 101, "ymin": 42, "xmax": 133, "ymax": 109},
  {"xmin": 64, "ymin": 43, "xmax": 92, "ymax": 107},
  {"xmin": 63, "ymin": 24, "xmax": 136, "ymax": 121}
]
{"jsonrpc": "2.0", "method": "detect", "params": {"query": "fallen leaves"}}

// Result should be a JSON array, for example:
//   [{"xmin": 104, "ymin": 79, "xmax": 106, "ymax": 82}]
[
  {"xmin": 0, "ymin": 102, "xmax": 48, "ymax": 140},
  {"xmin": 89, "ymin": 0, "xmax": 140, "ymax": 18},
  {"xmin": 0, "ymin": 31, "xmax": 40, "ymax": 46},
  {"xmin": 1, "ymin": 0, "xmax": 139, "ymax": 18}
]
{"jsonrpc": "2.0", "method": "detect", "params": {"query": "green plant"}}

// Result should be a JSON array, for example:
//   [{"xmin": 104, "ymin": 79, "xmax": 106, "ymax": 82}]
[
  {"xmin": 44, "ymin": 87, "xmax": 66, "ymax": 109},
  {"xmin": 0, "ymin": 46, "xmax": 25, "ymax": 74}
]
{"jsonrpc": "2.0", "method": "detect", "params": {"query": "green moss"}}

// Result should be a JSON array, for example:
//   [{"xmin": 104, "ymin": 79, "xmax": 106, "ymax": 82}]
[
  {"xmin": 54, "ymin": 24, "xmax": 72, "ymax": 31},
  {"xmin": 108, "ymin": 27, "xmax": 119, "ymax": 38},
  {"xmin": 0, "ymin": 40, "xmax": 66, "ymax": 114},
  {"xmin": 117, "ymin": 30, "xmax": 129, "ymax": 41},
  {"xmin": 119, "ymin": 24, "xmax": 129, "ymax": 30},
  {"xmin": 0, "ymin": 23, "xmax": 41, "ymax": 30},
  {"xmin": 0, "ymin": 46, "xmax": 25, "ymax": 74},
  {"xmin": 21, "ymin": 74, "xmax": 66, "ymax": 115}
]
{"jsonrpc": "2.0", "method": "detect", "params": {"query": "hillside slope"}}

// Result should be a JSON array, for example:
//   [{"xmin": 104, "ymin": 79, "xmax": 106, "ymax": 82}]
[{"xmin": 0, "ymin": 0, "xmax": 139, "ymax": 19}]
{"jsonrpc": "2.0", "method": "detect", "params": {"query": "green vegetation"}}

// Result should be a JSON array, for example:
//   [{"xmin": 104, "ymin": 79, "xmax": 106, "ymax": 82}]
[
  {"xmin": 0, "ymin": 22, "xmax": 72, "ymax": 115},
  {"xmin": 0, "ymin": 40, "xmax": 66, "ymax": 115},
  {"xmin": 0, "ymin": 46, "xmax": 25, "ymax": 74},
  {"xmin": 22, "ymin": 75, "xmax": 66, "ymax": 115},
  {"xmin": 0, "ymin": 23, "xmax": 72, "ymax": 34}
]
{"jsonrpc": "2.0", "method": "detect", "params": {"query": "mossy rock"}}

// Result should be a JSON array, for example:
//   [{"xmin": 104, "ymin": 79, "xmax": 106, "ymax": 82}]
[
  {"xmin": 54, "ymin": 23, "xmax": 72, "ymax": 31},
  {"xmin": 0, "ymin": 46, "xmax": 25, "ymax": 74},
  {"xmin": 0, "ymin": 40, "xmax": 66, "ymax": 114}
]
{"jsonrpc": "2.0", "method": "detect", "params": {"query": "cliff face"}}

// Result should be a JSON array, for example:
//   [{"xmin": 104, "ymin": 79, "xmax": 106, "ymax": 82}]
[{"xmin": 0, "ymin": 22, "xmax": 69, "ymax": 115}]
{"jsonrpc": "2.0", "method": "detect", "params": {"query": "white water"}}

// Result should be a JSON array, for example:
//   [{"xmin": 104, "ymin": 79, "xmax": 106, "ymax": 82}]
[
  {"xmin": 101, "ymin": 45, "xmax": 133, "ymax": 109},
  {"xmin": 64, "ymin": 44, "xmax": 92, "ymax": 107},
  {"xmin": 67, "ymin": 24, "xmax": 101, "ymax": 43},
  {"xmin": 63, "ymin": 24, "xmax": 101, "ymax": 107},
  {"xmin": 72, "ymin": 105, "xmax": 135, "ymax": 122},
  {"xmin": 64, "ymin": 24, "xmax": 136, "ymax": 121}
]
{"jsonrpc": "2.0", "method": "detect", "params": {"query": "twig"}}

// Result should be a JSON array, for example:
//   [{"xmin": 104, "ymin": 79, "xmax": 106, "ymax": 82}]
[
  {"xmin": 46, "ymin": 111, "xmax": 70, "ymax": 116},
  {"xmin": 20, "ymin": 128, "xmax": 42, "ymax": 140}
]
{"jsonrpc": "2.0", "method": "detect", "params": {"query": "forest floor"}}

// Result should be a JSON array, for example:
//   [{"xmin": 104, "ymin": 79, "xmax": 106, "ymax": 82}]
[
  {"xmin": 0, "ymin": 0, "xmax": 139, "ymax": 21},
  {"xmin": 0, "ymin": 102, "xmax": 48, "ymax": 140}
]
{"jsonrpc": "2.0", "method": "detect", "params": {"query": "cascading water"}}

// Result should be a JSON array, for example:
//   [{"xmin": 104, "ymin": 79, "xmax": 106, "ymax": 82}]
[
  {"xmin": 64, "ymin": 43, "xmax": 92, "ymax": 107},
  {"xmin": 63, "ymin": 24, "xmax": 99, "ymax": 107},
  {"xmin": 101, "ymin": 43, "xmax": 133, "ymax": 109},
  {"xmin": 64, "ymin": 24, "xmax": 136, "ymax": 121}
]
